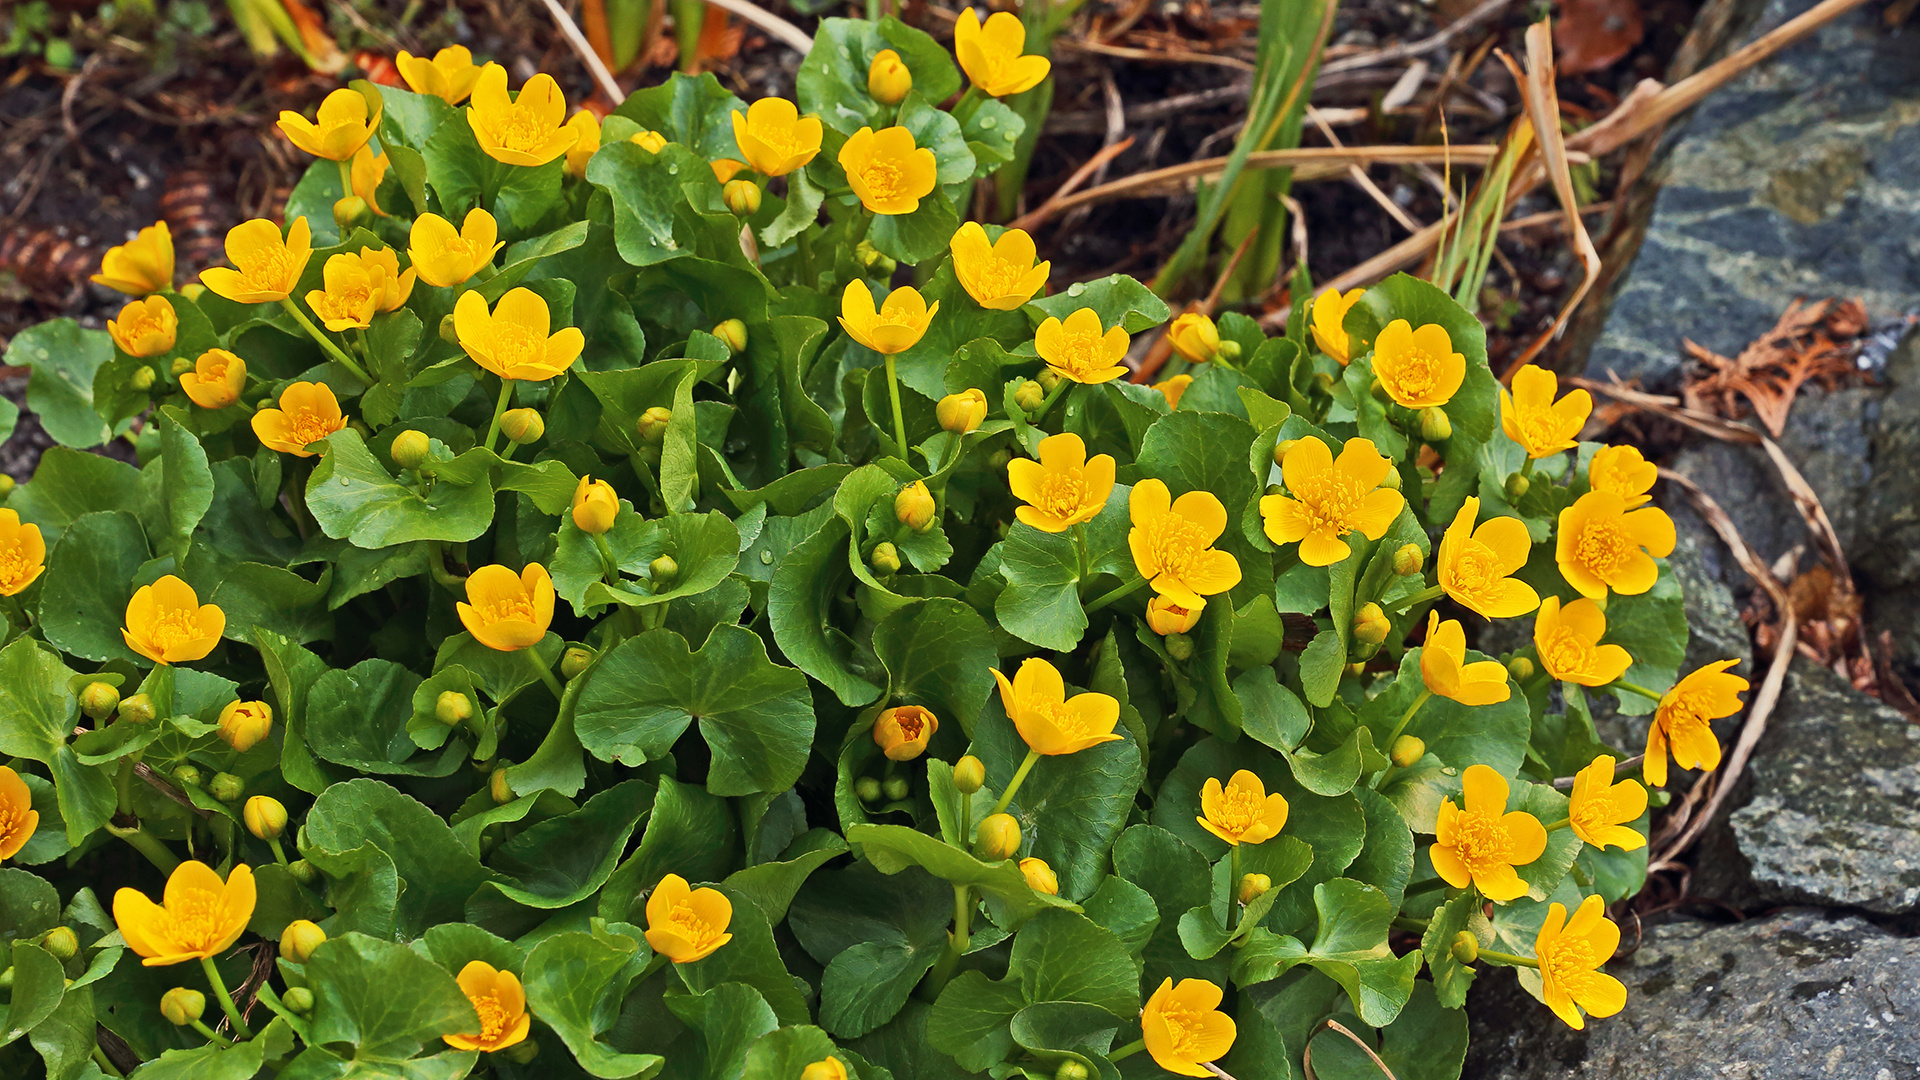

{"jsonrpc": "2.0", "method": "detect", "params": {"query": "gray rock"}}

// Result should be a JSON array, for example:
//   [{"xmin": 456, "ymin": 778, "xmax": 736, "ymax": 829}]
[
  {"xmin": 1465, "ymin": 909, "xmax": 1920, "ymax": 1079},
  {"xmin": 1859, "ymin": 330, "xmax": 1920, "ymax": 594}
]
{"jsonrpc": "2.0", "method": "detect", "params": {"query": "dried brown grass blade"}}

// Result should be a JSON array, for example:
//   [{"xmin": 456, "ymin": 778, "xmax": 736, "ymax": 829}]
[
  {"xmin": 1302, "ymin": 1020, "xmax": 1399, "ymax": 1080},
  {"xmin": 1009, "ymin": 137, "xmax": 1136, "ymax": 232}
]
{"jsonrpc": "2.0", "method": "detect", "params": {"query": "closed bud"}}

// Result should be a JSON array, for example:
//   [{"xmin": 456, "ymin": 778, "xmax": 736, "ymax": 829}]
[
  {"xmin": 332, "ymin": 194, "xmax": 370, "ymax": 229},
  {"xmin": 1035, "ymin": 368, "xmax": 1062, "ymax": 394},
  {"xmin": 1504, "ymin": 471, "xmax": 1530, "ymax": 502},
  {"xmin": 854, "ymin": 240, "xmax": 896, "ymax": 276},
  {"xmin": 391, "ymin": 429, "xmax": 431, "ymax": 470},
  {"xmin": 504, "ymin": 1040, "xmax": 540, "ymax": 1065},
  {"xmin": 1351, "ymin": 602, "xmax": 1390, "ymax": 646},
  {"xmin": 561, "ymin": 646, "xmax": 593, "ymax": 679},
  {"xmin": 40, "ymin": 926, "xmax": 78, "ymax": 961},
  {"xmin": 953, "ymin": 755, "xmax": 986, "ymax": 795},
  {"xmin": 438, "ymin": 313, "xmax": 460, "ymax": 345},
  {"xmin": 1272, "ymin": 438, "xmax": 1298, "ymax": 467},
  {"xmin": 1393, "ymin": 544, "xmax": 1423, "ymax": 577},
  {"xmin": 0, "ymin": 474, "xmax": 12, "ymax": 498},
  {"xmin": 869, "ymin": 541, "xmax": 901, "ymax": 576},
  {"xmin": 883, "ymin": 776, "xmax": 911, "ymax": 802},
  {"xmin": 1266, "ymin": 483, "xmax": 1284, "ymax": 497},
  {"xmin": 1346, "ymin": 660, "xmax": 1367, "ymax": 676},
  {"xmin": 1313, "ymin": 370, "xmax": 1336, "ymax": 391},
  {"xmin": 867, "ymin": 48, "xmax": 913, "ymax": 104},
  {"xmin": 170, "ymin": 356, "xmax": 193, "ymax": 376},
  {"xmin": 279, "ymin": 919, "xmax": 326, "ymax": 962},
  {"xmin": 1166, "ymin": 632, "xmax": 1195, "ymax": 662},
  {"xmin": 80, "ymin": 681, "xmax": 121, "ymax": 721},
  {"xmin": 1166, "ymin": 312, "xmax": 1222, "ymax": 363},
  {"xmin": 282, "ymin": 986, "xmax": 315, "ymax": 1013},
  {"xmin": 937, "ymin": 388, "xmax": 988, "ymax": 435},
  {"xmin": 1507, "ymin": 655, "xmax": 1535, "ymax": 681},
  {"xmin": 490, "ymin": 766, "xmax": 514, "ymax": 804},
  {"xmin": 436, "ymin": 690, "xmax": 473, "ymax": 726},
  {"xmin": 244, "ymin": 795, "xmax": 288, "ymax": 840},
  {"xmin": 288, "ymin": 859, "xmax": 318, "ymax": 885},
  {"xmin": 572, "ymin": 476, "xmax": 619, "ymax": 535},
  {"xmin": 1418, "ymin": 406, "xmax": 1452, "ymax": 443},
  {"xmin": 722, "ymin": 179, "xmax": 762, "ymax": 217},
  {"xmin": 855, "ymin": 776, "xmax": 883, "ymax": 803},
  {"xmin": 713, "ymin": 318, "xmax": 748, "ymax": 355},
  {"xmin": 1370, "ymin": 377, "xmax": 1390, "ymax": 403},
  {"xmin": 218, "ymin": 700, "xmax": 273, "ymax": 753},
  {"xmin": 160, "ymin": 987, "xmax": 206, "ymax": 1026},
  {"xmin": 1238, "ymin": 873, "xmax": 1272, "ymax": 905},
  {"xmin": 638, "ymin": 406, "xmax": 672, "ymax": 445},
  {"xmin": 895, "ymin": 481, "xmax": 936, "ymax": 532},
  {"xmin": 1019, "ymin": 856, "xmax": 1059, "ymax": 895},
  {"xmin": 1451, "ymin": 931, "xmax": 1479, "ymax": 965},
  {"xmin": 173, "ymin": 764, "xmax": 203, "ymax": 789},
  {"xmin": 129, "ymin": 366, "xmax": 156, "ymax": 392},
  {"xmin": 500, "ymin": 408, "xmax": 545, "ymax": 445},
  {"xmin": 209, "ymin": 772, "xmax": 245, "ymax": 803},
  {"xmin": 1055, "ymin": 1062, "xmax": 1091, "ymax": 1080},
  {"xmin": 1013, "ymin": 379, "xmax": 1045, "ymax": 412},
  {"xmin": 650, "ymin": 555, "xmax": 678, "ymax": 586},
  {"xmin": 1379, "ymin": 465, "xmax": 1403, "ymax": 490},
  {"xmin": 1390, "ymin": 735, "xmax": 1426, "ymax": 768},
  {"xmin": 974, "ymin": 813, "xmax": 1021, "ymax": 861},
  {"xmin": 1217, "ymin": 339, "xmax": 1242, "ymax": 361}
]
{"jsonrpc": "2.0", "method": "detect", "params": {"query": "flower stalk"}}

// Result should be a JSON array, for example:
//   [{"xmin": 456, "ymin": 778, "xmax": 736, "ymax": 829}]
[
  {"xmin": 199, "ymin": 955, "xmax": 252, "ymax": 1037},
  {"xmin": 276, "ymin": 299, "xmax": 373, "ymax": 385}
]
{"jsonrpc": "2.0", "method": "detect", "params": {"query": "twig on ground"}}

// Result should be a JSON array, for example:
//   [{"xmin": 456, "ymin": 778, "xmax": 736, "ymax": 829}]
[
  {"xmin": 1302, "ymin": 1019, "xmax": 1398, "ymax": 1080},
  {"xmin": 537, "ymin": 0, "xmax": 625, "ymax": 104},
  {"xmin": 1319, "ymin": 0, "xmax": 1520, "ymax": 75}
]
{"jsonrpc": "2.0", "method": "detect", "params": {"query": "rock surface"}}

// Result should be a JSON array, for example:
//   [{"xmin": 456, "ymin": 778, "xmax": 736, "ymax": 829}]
[{"xmin": 1465, "ymin": 909, "xmax": 1920, "ymax": 1079}]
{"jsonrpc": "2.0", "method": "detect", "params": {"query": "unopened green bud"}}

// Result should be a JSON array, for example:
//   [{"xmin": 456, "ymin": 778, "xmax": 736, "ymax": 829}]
[
  {"xmin": 0, "ymin": 474, "xmax": 13, "ymax": 498},
  {"xmin": 1418, "ymin": 406, "xmax": 1452, "ymax": 443},
  {"xmin": 650, "ymin": 555, "xmax": 678, "ymax": 585},
  {"xmin": 561, "ymin": 646, "xmax": 593, "ymax": 680},
  {"xmin": 1504, "ymin": 471, "xmax": 1530, "ymax": 502},
  {"xmin": 1054, "ymin": 1061, "xmax": 1091, "ymax": 1080},
  {"xmin": 332, "ymin": 194, "xmax": 370, "ymax": 229},
  {"xmin": 722, "ymin": 179, "xmax": 762, "ymax": 217},
  {"xmin": 436, "ymin": 690, "xmax": 473, "ymax": 726},
  {"xmin": 638, "ymin": 406, "xmax": 672, "ymax": 445},
  {"xmin": 391, "ymin": 429, "xmax": 431, "ymax": 470},
  {"xmin": 1217, "ymin": 339, "xmax": 1242, "ymax": 361},
  {"xmin": 80, "ymin": 681, "xmax": 121, "ymax": 721},
  {"xmin": 1507, "ymin": 655, "xmax": 1535, "ymax": 681},
  {"xmin": 129, "ymin": 367, "xmax": 156, "ymax": 392},
  {"xmin": 1238, "ymin": 873, "xmax": 1271, "ymax": 905},
  {"xmin": 500, "ymin": 408, "xmax": 545, "ymax": 445},
  {"xmin": 1351, "ymin": 602, "xmax": 1390, "ymax": 647},
  {"xmin": 160, "ymin": 987, "xmax": 206, "ymax": 1026},
  {"xmin": 953, "ymin": 756, "xmax": 985, "ymax": 795},
  {"xmin": 490, "ymin": 766, "xmax": 514, "ymax": 804},
  {"xmin": 1390, "ymin": 735, "xmax": 1426, "ymax": 768},
  {"xmin": 170, "ymin": 356, "xmax": 193, "ymax": 376},
  {"xmin": 869, "ymin": 542, "xmax": 901, "ymax": 575},
  {"xmin": 1313, "ymin": 370, "xmax": 1336, "ymax": 391},
  {"xmin": 438, "ymin": 313, "xmax": 460, "ymax": 345},
  {"xmin": 855, "ymin": 777, "xmax": 884, "ymax": 803},
  {"xmin": 244, "ymin": 795, "xmax": 288, "ymax": 840},
  {"xmin": 1370, "ymin": 377, "xmax": 1390, "ymax": 403},
  {"xmin": 854, "ymin": 240, "xmax": 896, "ymax": 277},
  {"xmin": 894, "ymin": 481, "xmax": 936, "ymax": 533},
  {"xmin": 1393, "ymin": 543, "xmax": 1423, "ymax": 576},
  {"xmin": 883, "ymin": 777, "xmax": 910, "ymax": 802},
  {"xmin": 1013, "ymin": 379, "xmax": 1045, "ymax": 412},
  {"xmin": 1379, "ymin": 465, "xmax": 1403, "ymax": 490},
  {"xmin": 503, "ymin": 1039, "xmax": 540, "ymax": 1065},
  {"xmin": 1166, "ymin": 633, "xmax": 1195, "ymax": 662},
  {"xmin": 173, "ymin": 764, "xmax": 203, "ymax": 789},
  {"xmin": 288, "ymin": 859, "xmax": 318, "ymax": 886},
  {"xmin": 713, "ymin": 318, "xmax": 748, "ymax": 355},
  {"xmin": 282, "ymin": 986, "xmax": 315, "ymax": 1013},
  {"xmin": 1451, "ymin": 931, "xmax": 1479, "ymax": 965},
  {"xmin": 1272, "ymin": 438, "xmax": 1298, "ymax": 467},
  {"xmin": 279, "ymin": 919, "xmax": 326, "ymax": 962},
  {"xmin": 974, "ymin": 813, "xmax": 1021, "ymax": 861},
  {"xmin": 209, "ymin": 772, "xmax": 245, "ymax": 803},
  {"xmin": 1035, "ymin": 368, "xmax": 1062, "ymax": 394},
  {"xmin": 40, "ymin": 926, "xmax": 78, "ymax": 961}
]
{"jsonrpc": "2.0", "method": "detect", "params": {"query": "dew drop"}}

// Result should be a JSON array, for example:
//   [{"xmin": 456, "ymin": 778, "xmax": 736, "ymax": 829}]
[
  {"xmin": 759, "ymin": 550, "xmax": 773, "ymax": 565},
  {"xmin": 1068, "ymin": 282, "xmax": 1086, "ymax": 296},
  {"xmin": 979, "ymin": 117, "xmax": 996, "ymax": 129}
]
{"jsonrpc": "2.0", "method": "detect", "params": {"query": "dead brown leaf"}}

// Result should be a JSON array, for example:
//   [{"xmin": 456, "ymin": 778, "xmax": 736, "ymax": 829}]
[
  {"xmin": 1681, "ymin": 297, "xmax": 1868, "ymax": 437},
  {"xmin": 1554, "ymin": 0, "xmax": 1646, "ymax": 76}
]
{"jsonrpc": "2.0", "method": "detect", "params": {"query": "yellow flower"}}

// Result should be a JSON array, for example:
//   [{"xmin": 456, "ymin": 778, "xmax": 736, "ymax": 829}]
[
  {"xmin": 454, "ymin": 287, "xmax": 585, "ymax": 381},
  {"xmin": 1154, "ymin": 373, "xmax": 1193, "ymax": 410},
  {"xmin": 1145, "ymin": 595, "xmax": 1203, "ymax": 635},
  {"xmin": 0, "ymin": 510, "xmax": 45, "ymax": 597},
  {"xmin": 630, "ymin": 129, "xmax": 669, "ymax": 153},
  {"xmin": 1437, "ymin": 497, "xmax": 1539, "ymax": 619},
  {"xmin": 1568, "ymin": 755, "xmax": 1647, "ymax": 851},
  {"xmin": 1430, "ymin": 764, "xmax": 1546, "ymax": 902},
  {"xmin": 1141, "ymin": 977, "xmax": 1236, "ymax": 1078},
  {"xmin": 953, "ymin": 7, "xmax": 1051, "ymax": 98},
  {"xmin": 838, "ymin": 126, "xmax": 938, "ymax": 215},
  {"xmin": 218, "ymin": 700, "xmax": 273, "ymax": 753},
  {"xmin": 1019, "ymin": 856, "xmax": 1059, "ymax": 895},
  {"xmin": 108, "ymin": 296, "xmax": 178, "ymax": 358},
  {"xmin": 1310, "ymin": 287, "xmax": 1364, "ymax": 365},
  {"xmin": 802, "ymin": 1058, "xmax": 848, "ymax": 1080},
  {"xmin": 1035, "ymin": 308, "xmax": 1129, "ymax": 385},
  {"xmin": 1535, "ymin": 894, "xmax": 1627, "ymax": 1030},
  {"xmin": 443, "ymin": 961, "xmax": 531, "ymax": 1052},
  {"xmin": 572, "ymin": 476, "xmax": 618, "ymax": 534},
  {"xmin": 1129, "ymin": 479, "xmax": 1243, "ymax": 607},
  {"xmin": 1419, "ymin": 611, "xmax": 1511, "ymax": 705},
  {"xmin": 1166, "ymin": 312, "xmax": 1221, "ymax": 363},
  {"xmin": 1197, "ymin": 769, "xmax": 1289, "ymax": 846},
  {"xmin": 1643, "ymin": 660, "xmax": 1746, "ymax": 787},
  {"xmin": 92, "ymin": 220, "xmax": 174, "ymax": 295},
  {"xmin": 113, "ymin": 861, "xmax": 255, "ymax": 966},
  {"xmin": 1372, "ymin": 319, "xmax": 1465, "ymax": 409},
  {"xmin": 122, "ymin": 575, "xmax": 225, "ymax": 665},
  {"xmin": 252, "ymin": 381, "xmax": 347, "ymax": 458},
  {"xmin": 1007, "ymin": 432, "xmax": 1115, "ymax": 533},
  {"xmin": 397, "ymin": 46, "xmax": 485, "ymax": 105},
  {"xmin": 277, "ymin": 86, "xmax": 380, "ymax": 161},
  {"xmin": 868, "ymin": 49, "xmax": 912, "ymax": 104},
  {"xmin": 1588, "ymin": 444, "xmax": 1657, "ymax": 508},
  {"xmin": 727, "ymin": 97, "xmax": 822, "ymax": 178},
  {"xmin": 1533, "ymin": 595, "xmax": 1632, "ymax": 686},
  {"xmin": 1555, "ymin": 491, "xmax": 1676, "ymax": 600},
  {"xmin": 1259, "ymin": 436, "xmax": 1404, "ymax": 566},
  {"xmin": 408, "ymin": 209, "xmax": 503, "ymax": 288},
  {"xmin": 304, "ymin": 251, "xmax": 408, "ymax": 332},
  {"xmin": 937, "ymin": 388, "xmax": 988, "ymax": 434},
  {"xmin": 348, "ymin": 146, "xmax": 391, "ymax": 216},
  {"xmin": 837, "ymin": 279, "xmax": 937, "ymax": 355},
  {"xmin": 200, "ymin": 217, "xmax": 312, "ymax": 304},
  {"xmin": 457, "ymin": 564, "xmax": 556, "ymax": 652},
  {"xmin": 644, "ymin": 872, "xmax": 733, "ymax": 963},
  {"xmin": 873, "ymin": 705, "xmax": 938, "ymax": 761},
  {"xmin": 0, "ymin": 765, "xmax": 39, "ymax": 862},
  {"xmin": 991, "ymin": 657, "xmax": 1122, "ymax": 756},
  {"xmin": 949, "ymin": 222, "xmax": 1049, "ymax": 310},
  {"xmin": 1501, "ymin": 365, "xmax": 1591, "ymax": 459},
  {"xmin": 563, "ymin": 110, "xmax": 601, "ymax": 178},
  {"xmin": 466, "ymin": 66, "xmax": 577, "ymax": 167},
  {"xmin": 357, "ymin": 247, "xmax": 416, "ymax": 311}
]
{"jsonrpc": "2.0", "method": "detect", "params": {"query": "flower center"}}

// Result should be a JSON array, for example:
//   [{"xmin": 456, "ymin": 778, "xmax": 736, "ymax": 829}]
[
  {"xmin": 666, "ymin": 902, "xmax": 725, "ymax": 950},
  {"xmin": 489, "ymin": 322, "xmax": 546, "ymax": 367},
  {"xmin": 1209, "ymin": 786, "xmax": 1264, "ymax": 836},
  {"xmin": 1540, "ymin": 626, "xmax": 1591, "ymax": 677},
  {"xmin": 966, "ymin": 256, "xmax": 1026, "ymax": 300},
  {"xmin": 1659, "ymin": 691, "xmax": 1715, "ymax": 743},
  {"xmin": 477, "ymin": 592, "xmax": 536, "ymax": 627},
  {"xmin": 1289, "ymin": 472, "xmax": 1366, "ymax": 538},
  {"xmin": 241, "ymin": 248, "xmax": 297, "ymax": 289},
  {"xmin": 1046, "ymin": 331, "xmax": 1104, "ymax": 377},
  {"xmin": 1035, "ymin": 466, "xmax": 1089, "ymax": 519},
  {"xmin": 158, "ymin": 887, "xmax": 235, "ymax": 953},
  {"xmin": 144, "ymin": 606, "xmax": 205, "ymax": 654},
  {"xmin": 894, "ymin": 709, "xmax": 927, "ymax": 741},
  {"xmin": 122, "ymin": 311, "xmax": 167, "ymax": 338},
  {"xmin": 860, "ymin": 159, "xmax": 905, "ymax": 201},
  {"xmin": 1573, "ymin": 518, "xmax": 1633, "ymax": 578},
  {"xmin": 469, "ymin": 992, "xmax": 508, "ymax": 1043},
  {"xmin": 282, "ymin": 406, "xmax": 342, "ymax": 449},
  {"xmin": 1139, "ymin": 516, "xmax": 1209, "ymax": 584},
  {"xmin": 1447, "ymin": 810, "xmax": 1515, "ymax": 876},
  {"xmin": 1037, "ymin": 700, "xmax": 1098, "ymax": 739},
  {"xmin": 1542, "ymin": 935, "xmax": 1600, "ymax": 998},
  {"xmin": 1156, "ymin": 1001, "xmax": 1210, "ymax": 1057},
  {"xmin": 0, "ymin": 542, "xmax": 32, "ymax": 590},
  {"xmin": 1569, "ymin": 794, "xmax": 1613, "ymax": 836},
  {"xmin": 1445, "ymin": 540, "xmax": 1504, "ymax": 597},
  {"xmin": 313, "ymin": 282, "xmax": 375, "ymax": 323},
  {"xmin": 1387, "ymin": 348, "xmax": 1441, "ymax": 397},
  {"xmin": 755, "ymin": 125, "xmax": 806, "ymax": 158},
  {"xmin": 498, "ymin": 106, "xmax": 554, "ymax": 153},
  {"xmin": 0, "ymin": 799, "xmax": 24, "ymax": 840},
  {"xmin": 1517, "ymin": 410, "xmax": 1567, "ymax": 450}
]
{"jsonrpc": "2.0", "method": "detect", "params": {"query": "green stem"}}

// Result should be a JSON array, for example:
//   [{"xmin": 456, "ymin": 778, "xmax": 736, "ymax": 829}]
[
  {"xmin": 990, "ymin": 749, "xmax": 1042, "ymax": 817},
  {"xmin": 1029, "ymin": 376, "xmax": 1070, "ymax": 423},
  {"xmin": 277, "ymin": 299, "xmax": 373, "ymax": 385},
  {"xmin": 426, "ymin": 540, "xmax": 468, "ymax": 592},
  {"xmin": 1611, "ymin": 679, "xmax": 1666, "ymax": 703},
  {"xmin": 1519, "ymin": 456, "xmax": 1536, "ymax": 480},
  {"xmin": 268, "ymin": 837, "xmax": 289, "ymax": 865},
  {"xmin": 92, "ymin": 1044, "xmax": 127, "ymax": 1077},
  {"xmin": 483, "ymin": 378, "xmax": 514, "ymax": 454},
  {"xmin": 1073, "ymin": 524, "xmax": 1090, "ymax": 581},
  {"xmin": 1109, "ymin": 1039, "xmax": 1146, "ymax": 1063},
  {"xmin": 1542, "ymin": 816, "xmax": 1570, "ymax": 832},
  {"xmin": 1082, "ymin": 575, "xmax": 1148, "ymax": 616},
  {"xmin": 526, "ymin": 649, "xmax": 565, "ymax": 701},
  {"xmin": 638, "ymin": 952, "xmax": 671, "ymax": 983},
  {"xmin": 951, "ymin": 85, "xmax": 986, "ymax": 124},
  {"xmin": 1229, "ymin": 845, "xmax": 1243, "ymax": 930},
  {"xmin": 592, "ymin": 533, "xmax": 621, "ymax": 582},
  {"xmin": 1477, "ymin": 948, "xmax": 1540, "ymax": 969},
  {"xmin": 190, "ymin": 1018, "xmax": 234, "ymax": 1047},
  {"xmin": 336, "ymin": 158, "xmax": 354, "ymax": 199},
  {"xmin": 882, "ymin": 354, "xmax": 910, "ymax": 462},
  {"xmin": 1385, "ymin": 690, "xmax": 1433, "ymax": 748},
  {"xmin": 109, "ymin": 824, "xmax": 179, "ymax": 874},
  {"xmin": 116, "ymin": 757, "xmax": 136, "ymax": 816},
  {"xmin": 1386, "ymin": 583, "xmax": 1444, "ymax": 615},
  {"xmin": 921, "ymin": 883, "xmax": 973, "ymax": 999},
  {"xmin": 199, "ymin": 955, "xmax": 252, "ymax": 1037},
  {"xmin": 1392, "ymin": 915, "xmax": 1431, "ymax": 932}
]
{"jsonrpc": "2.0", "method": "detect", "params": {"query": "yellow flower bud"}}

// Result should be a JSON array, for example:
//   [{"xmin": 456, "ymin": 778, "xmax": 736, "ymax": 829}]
[
  {"xmin": 490, "ymin": 766, "xmax": 514, "ymax": 804},
  {"xmin": 895, "ymin": 481, "xmax": 936, "ymax": 532},
  {"xmin": 128, "ymin": 366, "xmax": 157, "ymax": 392},
  {"xmin": 1013, "ymin": 379, "xmax": 1045, "ymax": 412},
  {"xmin": 1390, "ymin": 735, "xmax": 1426, "ymax": 768},
  {"xmin": 630, "ymin": 130, "xmax": 669, "ymax": 154},
  {"xmin": 638, "ymin": 406, "xmax": 672, "ymax": 445},
  {"xmin": 867, "ymin": 49, "xmax": 913, "ymax": 104},
  {"xmin": 208, "ymin": 772, "xmax": 245, "ymax": 803},
  {"xmin": 279, "ymin": 919, "xmax": 327, "ymax": 963},
  {"xmin": 80, "ymin": 681, "xmax": 121, "ymax": 721},
  {"xmin": 937, "ymin": 388, "xmax": 989, "ymax": 435},
  {"xmin": 1419, "ymin": 406, "xmax": 1453, "ymax": 443},
  {"xmin": 713, "ymin": 318, "xmax": 748, "ymax": 354},
  {"xmin": 1019, "ymin": 856, "xmax": 1059, "ymax": 895},
  {"xmin": 1055, "ymin": 1061, "xmax": 1091, "ymax": 1080},
  {"xmin": 282, "ymin": 986, "xmax": 314, "ymax": 1013},
  {"xmin": 243, "ymin": 795, "xmax": 288, "ymax": 840},
  {"xmin": 391, "ymin": 430, "xmax": 432, "ymax": 470},
  {"xmin": 869, "ymin": 542, "xmax": 901, "ymax": 575},
  {"xmin": 974, "ymin": 812, "xmax": 1020, "ymax": 860},
  {"xmin": 1507, "ymin": 655, "xmax": 1536, "ymax": 682},
  {"xmin": 170, "ymin": 356, "xmax": 193, "ymax": 377},
  {"xmin": 650, "ymin": 555, "xmax": 679, "ymax": 586},
  {"xmin": 953, "ymin": 755, "xmax": 986, "ymax": 794},
  {"xmin": 1035, "ymin": 368, "xmax": 1062, "ymax": 394},
  {"xmin": 1166, "ymin": 312, "xmax": 1221, "ymax": 363},
  {"xmin": 218, "ymin": 700, "xmax": 273, "ymax": 753},
  {"xmin": 436, "ymin": 690, "xmax": 473, "ymax": 726},
  {"xmin": 722, "ymin": 179, "xmax": 762, "ymax": 217},
  {"xmin": 0, "ymin": 474, "xmax": 12, "ymax": 498},
  {"xmin": 500, "ymin": 408, "xmax": 545, "ymax": 445},
  {"xmin": 561, "ymin": 646, "xmax": 593, "ymax": 679},
  {"xmin": 1272, "ymin": 438, "xmax": 1298, "ymax": 467},
  {"xmin": 1504, "ymin": 471, "xmax": 1531, "ymax": 502},
  {"xmin": 1351, "ymin": 602, "xmax": 1390, "ymax": 647},
  {"xmin": 332, "ymin": 194, "xmax": 370, "ymax": 230},
  {"xmin": 1450, "ymin": 931, "xmax": 1479, "ymax": 965},
  {"xmin": 439, "ymin": 313, "xmax": 461, "ymax": 345},
  {"xmin": 1145, "ymin": 596, "xmax": 1203, "ymax": 636},
  {"xmin": 572, "ymin": 476, "xmax": 619, "ymax": 535},
  {"xmin": 41, "ymin": 926, "xmax": 78, "ymax": 961},
  {"xmin": 803, "ymin": 1057, "xmax": 849, "ymax": 1080},
  {"xmin": 1238, "ymin": 872, "xmax": 1272, "ymax": 905},
  {"xmin": 1393, "ymin": 543, "xmax": 1424, "ymax": 576},
  {"xmin": 872, "ymin": 705, "xmax": 938, "ymax": 761},
  {"xmin": 161, "ymin": 987, "xmax": 206, "ymax": 1026}
]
